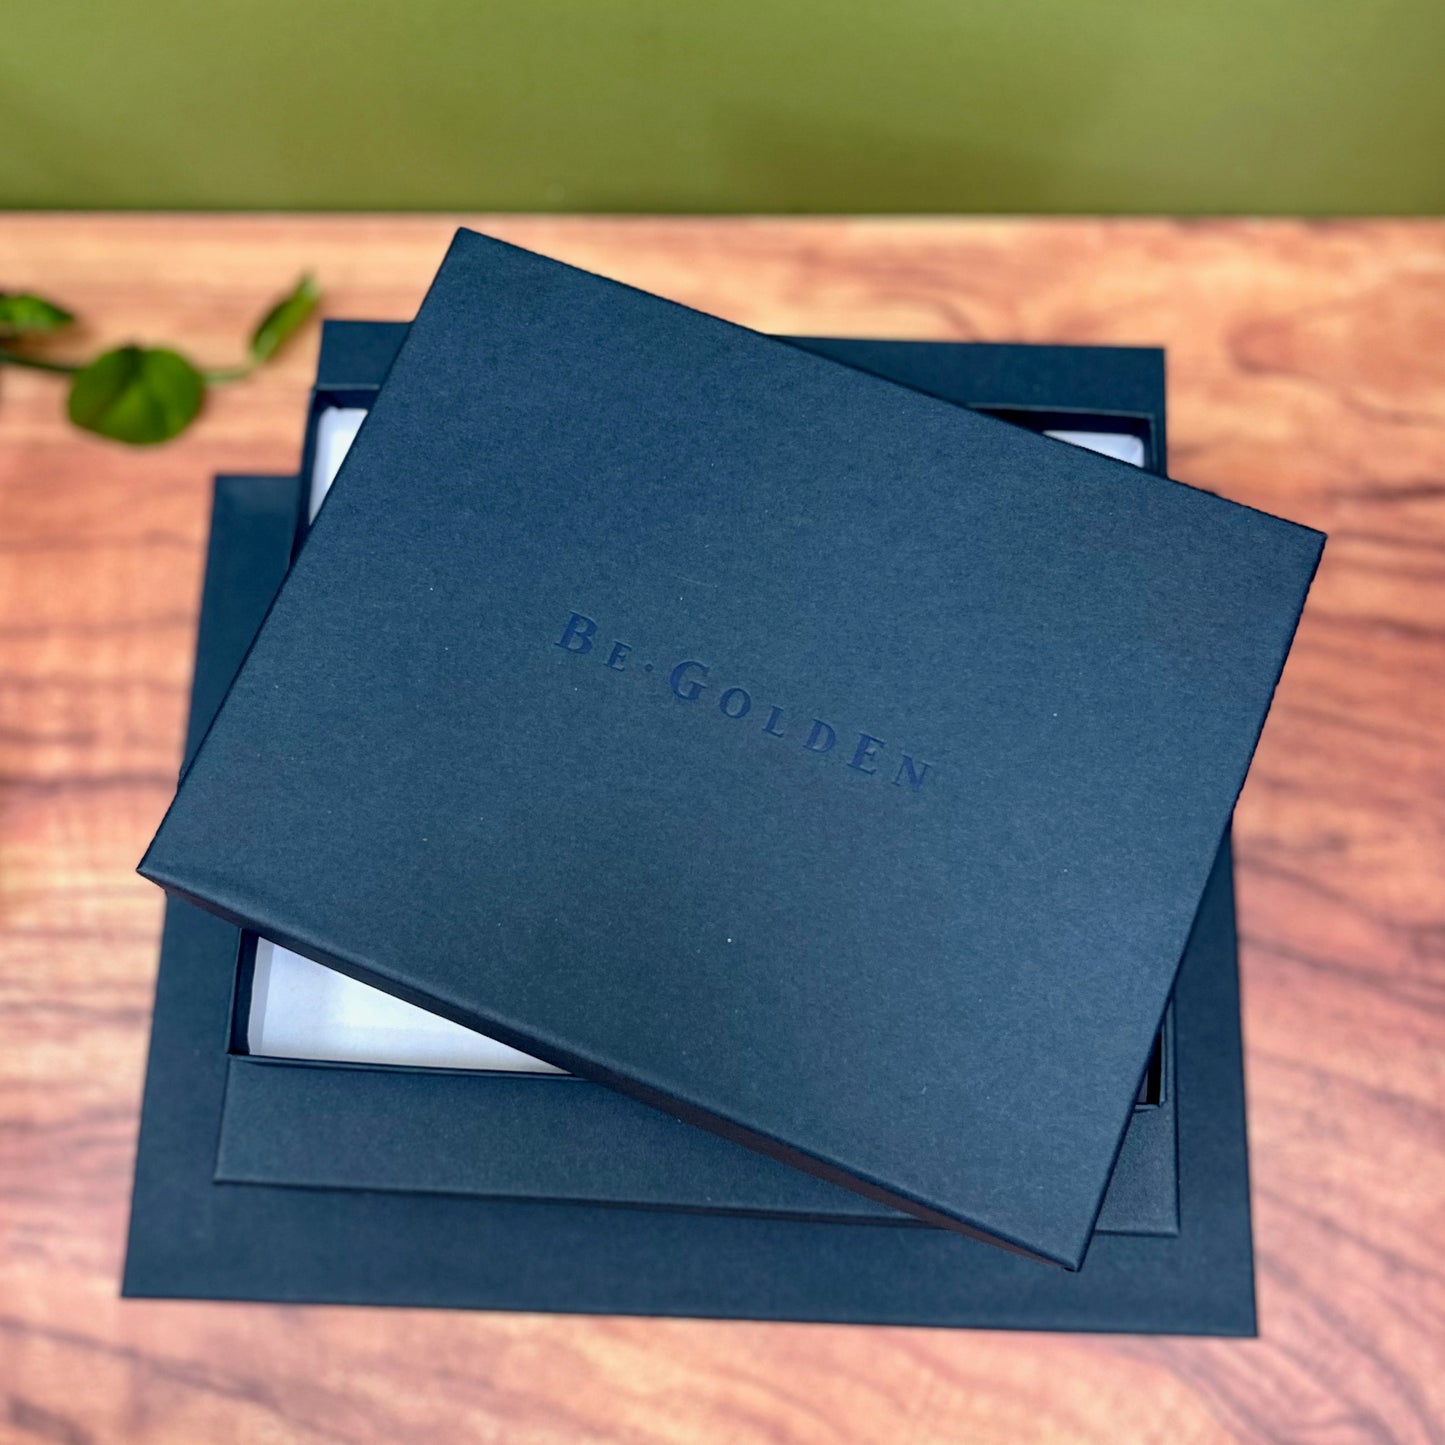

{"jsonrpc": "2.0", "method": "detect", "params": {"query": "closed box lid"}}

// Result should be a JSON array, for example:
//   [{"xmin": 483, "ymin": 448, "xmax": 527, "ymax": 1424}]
[{"xmin": 141, "ymin": 229, "xmax": 1322, "ymax": 1266}]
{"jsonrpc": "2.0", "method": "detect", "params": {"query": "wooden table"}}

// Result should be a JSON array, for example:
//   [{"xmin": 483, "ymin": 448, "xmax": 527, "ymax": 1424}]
[{"xmin": 2, "ymin": 216, "xmax": 1442, "ymax": 1444}]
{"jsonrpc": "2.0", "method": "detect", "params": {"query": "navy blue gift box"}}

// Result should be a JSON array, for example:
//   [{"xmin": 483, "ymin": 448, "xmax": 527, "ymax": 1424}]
[{"xmin": 125, "ymin": 301, "xmax": 1280, "ymax": 1330}]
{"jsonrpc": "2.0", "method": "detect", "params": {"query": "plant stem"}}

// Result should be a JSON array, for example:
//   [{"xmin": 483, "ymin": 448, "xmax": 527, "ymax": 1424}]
[
  {"xmin": 203, "ymin": 363, "xmax": 255, "ymax": 384},
  {"xmin": 0, "ymin": 349, "xmax": 79, "ymax": 375},
  {"xmin": 2, "ymin": 347, "xmax": 254, "ymax": 385}
]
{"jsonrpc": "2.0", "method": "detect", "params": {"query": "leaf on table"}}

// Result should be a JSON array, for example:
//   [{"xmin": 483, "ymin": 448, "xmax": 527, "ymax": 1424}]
[
  {"xmin": 0, "ymin": 292, "xmax": 75, "ymax": 339},
  {"xmin": 67, "ymin": 346, "xmax": 205, "ymax": 445},
  {"xmin": 248, "ymin": 273, "xmax": 319, "ymax": 365}
]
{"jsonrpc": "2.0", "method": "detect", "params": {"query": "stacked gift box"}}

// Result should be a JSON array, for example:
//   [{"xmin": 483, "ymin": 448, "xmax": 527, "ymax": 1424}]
[{"xmin": 125, "ymin": 232, "xmax": 1323, "ymax": 1332}]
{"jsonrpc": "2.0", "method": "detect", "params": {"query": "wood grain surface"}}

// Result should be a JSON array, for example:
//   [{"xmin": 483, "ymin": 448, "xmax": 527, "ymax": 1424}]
[{"xmin": 1, "ymin": 215, "xmax": 1442, "ymax": 1444}]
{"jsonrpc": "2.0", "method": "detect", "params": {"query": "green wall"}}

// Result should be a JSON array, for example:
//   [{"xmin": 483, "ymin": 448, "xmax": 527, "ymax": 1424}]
[{"xmin": 4, "ymin": 1, "xmax": 1442, "ymax": 213}]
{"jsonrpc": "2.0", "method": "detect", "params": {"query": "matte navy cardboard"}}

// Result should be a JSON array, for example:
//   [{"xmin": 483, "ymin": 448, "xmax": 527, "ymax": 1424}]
[
  {"xmin": 124, "ymin": 470, "xmax": 1255, "ymax": 1330},
  {"xmin": 215, "ymin": 323, "xmax": 1176, "ymax": 1237},
  {"xmin": 140, "ymin": 230, "xmax": 1322, "ymax": 1267}
]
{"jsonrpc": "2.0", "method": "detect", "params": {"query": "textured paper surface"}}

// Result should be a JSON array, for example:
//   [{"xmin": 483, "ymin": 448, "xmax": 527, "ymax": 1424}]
[
  {"xmin": 254, "ymin": 407, "xmax": 558, "ymax": 1073},
  {"xmin": 253, "ymin": 409, "xmax": 1143, "ymax": 1075}
]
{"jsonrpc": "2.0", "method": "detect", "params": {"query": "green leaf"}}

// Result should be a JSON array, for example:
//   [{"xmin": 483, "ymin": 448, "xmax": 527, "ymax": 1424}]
[
  {"xmin": 67, "ymin": 346, "xmax": 205, "ymax": 445},
  {"xmin": 0, "ymin": 292, "xmax": 75, "ymax": 339},
  {"xmin": 248, "ymin": 273, "xmax": 319, "ymax": 365}
]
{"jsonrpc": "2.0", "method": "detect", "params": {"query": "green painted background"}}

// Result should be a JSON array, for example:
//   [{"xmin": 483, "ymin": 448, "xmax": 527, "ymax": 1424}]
[{"xmin": 4, "ymin": 1, "xmax": 1442, "ymax": 213}]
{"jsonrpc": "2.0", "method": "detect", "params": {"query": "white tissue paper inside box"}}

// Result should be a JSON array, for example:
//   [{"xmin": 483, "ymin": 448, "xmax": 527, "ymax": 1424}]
[
  {"xmin": 248, "ymin": 938, "xmax": 562, "ymax": 1071},
  {"xmin": 309, "ymin": 406, "xmax": 368, "ymax": 522},
  {"xmin": 1043, "ymin": 429, "xmax": 1146, "ymax": 468},
  {"xmin": 248, "ymin": 407, "xmax": 1147, "ymax": 1071}
]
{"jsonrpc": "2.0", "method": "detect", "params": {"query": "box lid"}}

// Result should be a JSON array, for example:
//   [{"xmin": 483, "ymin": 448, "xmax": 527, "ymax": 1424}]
[{"xmin": 141, "ymin": 229, "xmax": 1321, "ymax": 1267}]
